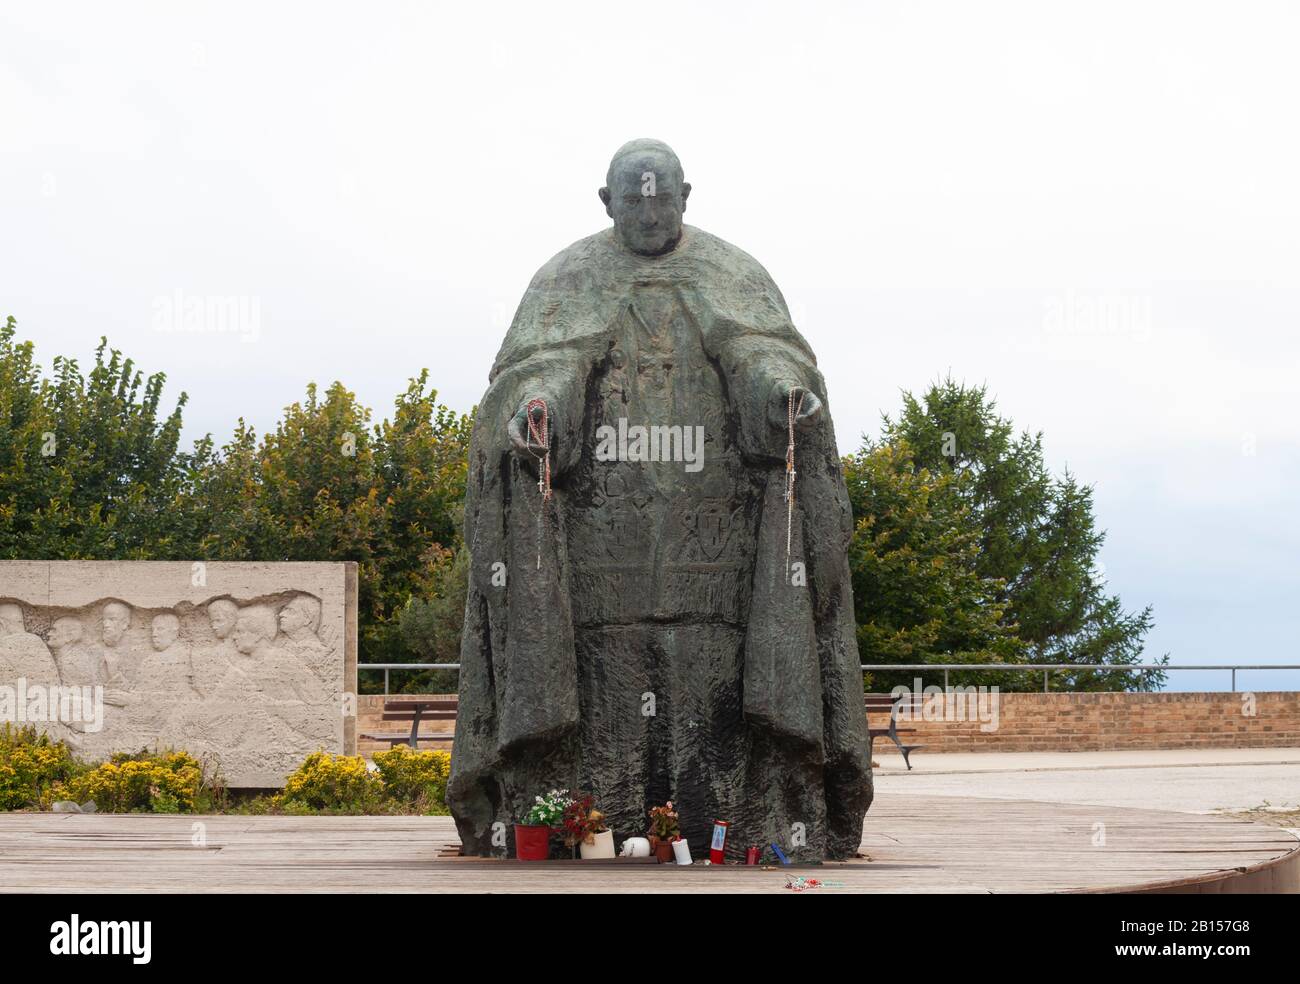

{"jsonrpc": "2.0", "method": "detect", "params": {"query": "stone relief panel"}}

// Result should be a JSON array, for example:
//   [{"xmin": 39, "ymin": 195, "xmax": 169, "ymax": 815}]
[{"xmin": 0, "ymin": 561, "xmax": 357, "ymax": 787}]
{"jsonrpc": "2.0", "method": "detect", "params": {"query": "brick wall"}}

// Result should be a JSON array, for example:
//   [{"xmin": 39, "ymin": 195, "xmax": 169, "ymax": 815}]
[{"xmin": 871, "ymin": 691, "xmax": 1300, "ymax": 754}]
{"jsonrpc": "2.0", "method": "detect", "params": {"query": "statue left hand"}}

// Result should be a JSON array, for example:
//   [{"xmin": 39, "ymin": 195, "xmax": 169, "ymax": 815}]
[{"xmin": 769, "ymin": 381, "xmax": 823, "ymax": 431}]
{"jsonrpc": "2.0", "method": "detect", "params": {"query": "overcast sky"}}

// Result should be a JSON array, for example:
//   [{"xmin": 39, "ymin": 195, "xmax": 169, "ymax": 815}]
[{"xmin": 3, "ymin": 1, "xmax": 1297, "ymax": 689}]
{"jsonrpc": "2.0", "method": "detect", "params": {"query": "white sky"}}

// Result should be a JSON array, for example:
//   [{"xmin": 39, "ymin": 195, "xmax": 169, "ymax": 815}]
[{"xmin": 2, "ymin": 1, "xmax": 1297, "ymax": 688}]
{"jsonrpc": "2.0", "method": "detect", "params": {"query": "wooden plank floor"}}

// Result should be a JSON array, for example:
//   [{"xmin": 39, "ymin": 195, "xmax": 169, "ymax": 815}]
[{"xmin": 0, "ymin": 795, "xmax": 1295, "ymax": 893}]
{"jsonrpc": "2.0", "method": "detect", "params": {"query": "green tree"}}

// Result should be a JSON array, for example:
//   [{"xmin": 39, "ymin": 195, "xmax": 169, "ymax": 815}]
[
  {"xmin": 875, "ymin": 377, "xmax": 1162, "ymax": 690},
  {"xmin": 844, "ymin": 440, "xmax": 1028, "ymax": 692},
  {"xmin": 0, "ymin": 317, "xmax": 197, "ymax": 560},
  {"xmin": 194, "ymin": 378, "xmax": 473, "ymax": 686}
]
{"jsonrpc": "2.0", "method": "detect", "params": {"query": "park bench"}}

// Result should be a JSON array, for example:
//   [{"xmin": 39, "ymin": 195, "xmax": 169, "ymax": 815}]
[
  {"xmin": 360, "ymin": 697, "xmax": 458, "ymax": 749},
  {"xmin": 865, "ymin": 693, "xmax": 924, "ymax": 770}
]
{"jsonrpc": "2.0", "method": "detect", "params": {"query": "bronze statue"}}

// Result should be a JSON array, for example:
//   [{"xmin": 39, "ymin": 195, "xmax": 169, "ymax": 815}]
[{"xmin": 448, "ymin": 139, "xmax": 871, "ymax": 861}]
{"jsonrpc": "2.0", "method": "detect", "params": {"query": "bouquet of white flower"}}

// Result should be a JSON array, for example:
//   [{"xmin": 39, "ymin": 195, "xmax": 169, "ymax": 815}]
[{"xmin": 521, "ymin": 788, "xmax": 572, "ymax": 827}]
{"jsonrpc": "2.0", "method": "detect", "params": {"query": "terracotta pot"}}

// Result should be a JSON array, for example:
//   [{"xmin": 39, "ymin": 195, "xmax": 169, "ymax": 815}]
[
  {"xmin": 654, "ymin": 838, "xmax": 676, "ymax": 863},
  {"xmin": 579, "ymin": 829, "xmax": 616, "ymax": 859},
  {"xmin": 515, "ymin": 823, "xmax": 551, "ymax": 861}
]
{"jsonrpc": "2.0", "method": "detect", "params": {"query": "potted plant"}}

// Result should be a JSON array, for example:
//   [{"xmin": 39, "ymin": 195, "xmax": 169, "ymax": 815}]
[
  {"xmin": 562, "ymin": 793, "xmax": 615, "ymax": 859},
  {"xmin": 516, "ymin": 788, "xmax": 571, "ymax": 861},
  {"xmin": 647, "ymin": 801, "xmax": 680, "ymax": 863}
]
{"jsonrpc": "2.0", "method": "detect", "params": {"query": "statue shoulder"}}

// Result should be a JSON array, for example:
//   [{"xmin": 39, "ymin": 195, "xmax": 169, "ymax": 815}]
[
  {"xmin": 683, "ymin": 226, "xmax": 782, "ymax": 289},
  {"xmin": 525, "ymin": 229, "xmax": 618, "ymax": 291},
  {"xmin": 488, "ymin": 230, "xmax": 620, "ymax": 381}
]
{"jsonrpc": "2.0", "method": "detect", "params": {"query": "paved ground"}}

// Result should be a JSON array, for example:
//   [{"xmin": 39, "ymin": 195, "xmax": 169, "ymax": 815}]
[
  {"xmin": 5, "ymin": 796, "xmax": 1296, "ymax": 893},
  {"xmin": 875, "ymin": 747, "xmax": 1300, "ymax": 816}
]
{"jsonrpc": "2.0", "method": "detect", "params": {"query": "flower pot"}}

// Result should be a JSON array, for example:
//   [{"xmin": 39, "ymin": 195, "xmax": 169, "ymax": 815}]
[
  {"xmin": 515, "ymin": 823, "xmax": 551, "ymax": 861},
  {"xmin": 654, "ymin": 838, "xmax": 676, "ymax": 863},
  {"xmin": 579, "ymin": 829, "xmax": 616, "ymax": 859}
]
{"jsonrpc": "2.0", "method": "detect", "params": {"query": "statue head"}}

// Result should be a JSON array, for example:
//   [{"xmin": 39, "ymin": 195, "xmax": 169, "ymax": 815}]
[
  {"xmin": 0, "ymin": 602, "xmax": 25, "ymax": 635},
  {"xmin": 48, "ymin": 616, "xmax": 83, "ymax": 651},
  {"xmin": 233, "ymin": 606, "xmax": 277, "ymax": 656},
  {"xmin": 102, "ymin": 601, "xmax": 130, "ymax": 647},
  {"xmin": 599, "ymin": 139, "xmax": 691, "ymax": 257},
  {"xmin": 278, "ymin": 595, "xmax": 321, "ymax": 636},
  {"xmin": 207, "ymin": 599, "xmax": 239, "ymax": 639},
  {"xmin": 151, "ymin": 612, "xmax": 180, "ymax": 651}
]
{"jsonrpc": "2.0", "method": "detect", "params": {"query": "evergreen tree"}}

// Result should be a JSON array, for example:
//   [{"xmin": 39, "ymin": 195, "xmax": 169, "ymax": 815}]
[
  {"xmin": 874, "ymin": 377, "xmax": 1163, "ymax": 690},
  {"xmin": 844, "ymin": 440, "xmax": 1028, "ymax": 692}
]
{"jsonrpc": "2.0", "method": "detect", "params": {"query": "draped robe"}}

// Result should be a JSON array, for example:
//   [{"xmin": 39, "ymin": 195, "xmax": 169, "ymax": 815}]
[{"xmin": 447, "ymin": 225, "xmax": 872, "ymax": 861}]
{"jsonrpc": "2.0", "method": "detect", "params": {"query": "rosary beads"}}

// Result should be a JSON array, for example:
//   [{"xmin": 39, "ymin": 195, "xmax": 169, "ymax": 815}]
[
  {"xmin": 785, "ymin": 387, "xmax": 806, "ymax": 578},
  {"xmin": 525, "ymin": 398, "xmax": 551, "ymax": 570}
]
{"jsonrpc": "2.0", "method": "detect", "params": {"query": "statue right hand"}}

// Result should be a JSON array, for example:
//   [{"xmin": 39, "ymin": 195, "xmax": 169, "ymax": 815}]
[{"xmin": 507, "ymin": 400, "xmax": 555, "ymax": 460}]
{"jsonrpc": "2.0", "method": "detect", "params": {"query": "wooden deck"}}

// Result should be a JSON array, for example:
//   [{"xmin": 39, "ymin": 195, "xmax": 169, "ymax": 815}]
[{"xmin": 1, "ymin": 795, "xmax": 1295, "ymax": 893}]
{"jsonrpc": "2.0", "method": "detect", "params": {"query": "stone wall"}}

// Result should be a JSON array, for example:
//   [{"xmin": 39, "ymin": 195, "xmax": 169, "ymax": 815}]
[{"xmin": 0, "ymin": 561, "xmax": 357, "ymax": 786}]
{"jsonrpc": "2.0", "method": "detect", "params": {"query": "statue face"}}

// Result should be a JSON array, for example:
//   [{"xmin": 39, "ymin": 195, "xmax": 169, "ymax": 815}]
[
  {"xmin": 49, "ymin": 618, "xmax": 82, "ymax": 650},
  {"xmin": 209, "ymin": 602, "xmax": 237, "ymax": 639},
  {"xmin": 602, "ymin": 154, "xmax": 690, "ymax": 256},
  {"xmin": 279, "ymin": 601, "xmax": 308, "ymax": 634},
  {"xmin": 232, "ymin": 616, "xmax": 260, "ymax": 655},
  {"xmin": 102, "ymin": 604, "xmax": 129, "ymax": 646},
  {"xmin": 232, "ymin": 609, "xmax": 275, "ymax": 656},
  {"xmin": 0, "ymin": 605, "xmax": 22, "ymax": 635},
  {"xmin": 152, "ymin": 616, "xmax": 179, "ymax": 651}
]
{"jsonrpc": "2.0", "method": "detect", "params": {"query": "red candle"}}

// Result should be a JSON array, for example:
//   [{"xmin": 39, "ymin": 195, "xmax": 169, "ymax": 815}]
[{"xmin": 709, "ymin": 819, "xmax": 729, "ymax": 865}]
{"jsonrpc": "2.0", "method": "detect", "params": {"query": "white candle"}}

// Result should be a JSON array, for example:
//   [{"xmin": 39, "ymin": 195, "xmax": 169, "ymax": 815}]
[{"xmin": 672, "ymin": 838, "xmax": 693, "ymax": 865}]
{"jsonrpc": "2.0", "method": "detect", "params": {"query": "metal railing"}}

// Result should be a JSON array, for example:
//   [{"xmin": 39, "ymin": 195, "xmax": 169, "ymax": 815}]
[
  {"xmin": 358, "ymin": 661, "xmax": 1300, "ymax": 695},
  {"xmin": 858, "ymin": 663, "xmax": 1300, "ymax": 693},
  {"xmin": 361, "ymin": 662, "xmax": 461, "ymax": 696}
]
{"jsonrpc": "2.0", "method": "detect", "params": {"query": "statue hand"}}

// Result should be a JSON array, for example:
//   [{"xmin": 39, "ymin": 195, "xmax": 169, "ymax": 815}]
[
  {"xmin": 508, "ymin": 400, "xmax": 557, "ymax": 461},
  {"xmin": 769, "ymin": 381, "xmax": 823, "ymax": 432},
  {"xmin": 103, "ymin": 688, "xmax": 132, "ymax": 708}
]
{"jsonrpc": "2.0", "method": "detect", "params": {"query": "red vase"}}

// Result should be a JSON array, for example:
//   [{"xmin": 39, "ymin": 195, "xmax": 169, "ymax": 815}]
[{"xmin": 515, "ymin": 824, "xmax": 551, "ymax": 861}]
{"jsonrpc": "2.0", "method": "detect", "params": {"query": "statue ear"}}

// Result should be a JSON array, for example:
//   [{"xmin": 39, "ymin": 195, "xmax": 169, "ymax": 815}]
[
  {"xmin": 680, "ymin": 182, "xmax": 691, "ymax": 212},
  {"xmin": 598, "ymin": 186, "xmax": 613, "ymax": 217}
]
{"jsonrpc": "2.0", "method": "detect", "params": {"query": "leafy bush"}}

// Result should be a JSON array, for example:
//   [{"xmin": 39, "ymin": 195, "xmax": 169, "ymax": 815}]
[
  {"xmin": 391, "ymin": 546, "xmax": 467, "ymax": 694},
  {"xmin": 58, "ymin": 750, "xmax": 203, "ymax": 813},
  {"xmin": 0, "ymin": 739, "xmax": 449, "ymax": 816},
  {"xmin": 279, "ymin": 750, "xmax": 383, "ymax": 812},
  {"xmin": 371, "ymin": 744, "xmax": 450, "ymax": 813},
  {"xmin": 0, "ymin": 725, "xmax": 80, "ymax": 810}
]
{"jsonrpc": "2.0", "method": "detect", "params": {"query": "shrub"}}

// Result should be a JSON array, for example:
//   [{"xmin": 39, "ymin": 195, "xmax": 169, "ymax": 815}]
[
  {"xmin": 371, "ymin": 744, "xmax": 450, "ymax": 814},
  {"xmin": 279, "ymin": 750, "xmax": 382, "ymax": 812},
  {"xmin": 58, "ymin": 750, "xmax": 203, "ymax": 813},
  {"xmin": 0, "ymin": 725, "xmax": 80, "ymax": 810}
]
